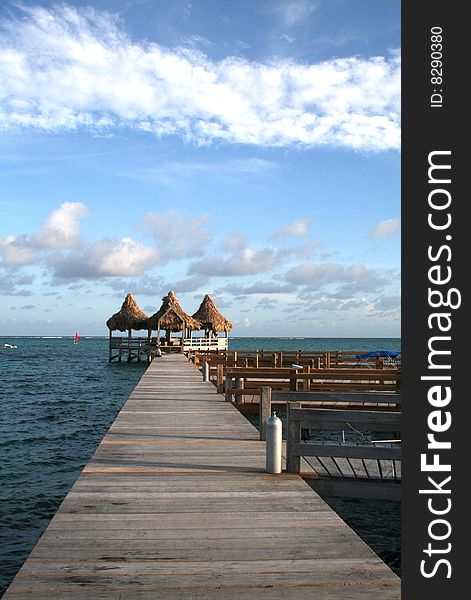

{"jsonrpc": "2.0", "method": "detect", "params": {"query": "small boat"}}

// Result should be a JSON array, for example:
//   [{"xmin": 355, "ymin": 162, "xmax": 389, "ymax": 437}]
[
  {"xmin": 4, "ymin": 343, "xmax": 18, "ymax": 349},
  {"xmin": 73, "ymin": 332, "xmax": 79, "ymax": 345}
]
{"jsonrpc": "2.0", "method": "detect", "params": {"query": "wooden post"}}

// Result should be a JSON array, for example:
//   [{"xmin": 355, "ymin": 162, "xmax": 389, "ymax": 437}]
[
  {"xmin": 109, "ymin": 330, "xmax": 112, "ymax": 362},
  {"xmin": 255, "ymin": 352, "xmax": 259, "ymax": 368},
  {"xmin": 217, "ymin": 364, "xmax": 224, "ymax": 394},
  {"xmin": 289, "ymin": 369, "xmax": 299, "ymax": 391},
  {"xmin": 203, "ymin": 361, "xmax": 209, "ymax": 382},
  {"xmin": 235, "ymin": 377, "xmax": 244, "ymax": 402},
  {"xmin": 396, "ymin": 372, "xmax": 401, "ymax": 392},
  {"xmin": 259, "ymin": 387, "xmax": 272, "ymax": 441},
  {"xmin": 279, "ymin": 352, "xmax": 283, "ymax": 368},
  {"xmin": 325, "ymin": 352, "xmax": 331, "ymax": 368},
  {"xmin": 127, "ymin": 328, "xmax": 132, "ymax": 362},
  {"xmin": 224, "ymin": 372, "xmax": 232, "ymax": 402},
  {"xmin": 286, "ymin": 402, "xmax": 301, "ymax": 473},
  {"xmin": 305, "ymin": 366, "xmax": 311, "ymax": 391}
]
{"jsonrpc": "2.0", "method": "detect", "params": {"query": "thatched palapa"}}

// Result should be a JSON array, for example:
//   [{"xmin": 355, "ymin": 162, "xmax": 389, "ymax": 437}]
[
  {"xmin": 192, "ymin": 294, "xmax": 232, "ymax": 334},
  {"xmin": 106, "ymin": 293, "xmax": 148, "ymax": 332},
  {"xmin": 147, "ymin": 291, "xmax": 201, "ymax": 332}
]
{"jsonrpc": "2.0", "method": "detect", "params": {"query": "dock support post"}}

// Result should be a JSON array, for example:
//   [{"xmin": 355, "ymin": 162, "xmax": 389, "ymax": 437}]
[
  {"xmin": 224, "ymin": 372, "xmax": 232, "ymax": 401},
  {"xmin": 216, "ymin": 364, "xmax": 224, "ymax": 394},
  {"xmin": 286, "ymin": 402, "xmax": 301, "ymax": 473},
  {"xmin": 260, "ymin": 387, "xmax": 272, "ymax": 441},
  {"xmin": 203, "ymin": 361, "xmax": 209, "ymax": 382},
  {"xmin": 325, "ymin": 352, "xmax": 331, "ymax": 368},
  {"xmin": 289, "ymin": 369, "xmax": 299, "ymax": 391},
  {"xmin": 235, "ymin": 377, "xmax": 244, "ymax": 402}
]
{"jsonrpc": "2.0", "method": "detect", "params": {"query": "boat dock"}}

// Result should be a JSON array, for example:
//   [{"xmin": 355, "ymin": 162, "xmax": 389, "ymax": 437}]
[{"xmin": 4, "ymin": 354, "xmax": 400, "ymax": 598}]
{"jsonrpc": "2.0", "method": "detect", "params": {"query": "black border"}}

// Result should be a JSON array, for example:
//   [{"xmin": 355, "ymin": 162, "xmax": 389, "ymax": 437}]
[{"xmin": 402, "ymin": 2, "xmax": 466, "ymax": 597}]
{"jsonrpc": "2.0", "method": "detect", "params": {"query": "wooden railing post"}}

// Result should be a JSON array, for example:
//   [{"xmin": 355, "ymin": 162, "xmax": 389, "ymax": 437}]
[
  {"xmin": 289, "ymin": 369, "xmax": 299, "ymax": 391},
  {"xmin": 259, "ymin": 387, "xmax": 272, "ymax": 441},
  {"xmin": 325, "ymin": 352, "xmax": 331, "ymax": 368},
  {"xmin": 217, "ymin": 364, "xmax": 224, "ymax": 394},
  {"xmin": 202, "ymin": 361, "xmax": 209, "ymax": 382},
  {"xmin": 235, "ymin": 377, "xmax": 244, "ymax": 402},
  {"xmin": 335, "ymin": 350, "xmax": 340, "ymax": 367},
  {"xmin": 305, "ymin": 366, "xmax": 311, "ymax": 391},
  {"xmin": 224, "ymin": 372, "xmax": 232, "ymax": 402},
  {"xmin": 286, "ymin": 402, "xmax": 301, "ymax": 473}
]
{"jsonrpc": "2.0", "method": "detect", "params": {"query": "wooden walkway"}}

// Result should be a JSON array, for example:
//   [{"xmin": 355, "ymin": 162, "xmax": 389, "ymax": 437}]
[{"xmin": 4, "ymin": 355, "xmax": 400, "ymax": 599}]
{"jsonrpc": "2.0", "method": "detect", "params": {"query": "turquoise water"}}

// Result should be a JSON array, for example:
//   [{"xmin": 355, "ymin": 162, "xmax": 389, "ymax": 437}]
[{"xmin": 0, "ymin": 336, "xmax": 400, "ymax": 594}]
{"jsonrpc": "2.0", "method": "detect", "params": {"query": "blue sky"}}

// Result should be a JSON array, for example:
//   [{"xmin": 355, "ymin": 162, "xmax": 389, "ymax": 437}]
[{"xmin": 0, "ymin": 0, "xmax": 400, "ymax": 337}]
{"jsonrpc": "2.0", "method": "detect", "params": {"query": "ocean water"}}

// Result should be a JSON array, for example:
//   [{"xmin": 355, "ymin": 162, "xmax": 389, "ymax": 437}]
[{"xmin": 0, "ymin": 336, "xmax": 400, "ymax": 594}]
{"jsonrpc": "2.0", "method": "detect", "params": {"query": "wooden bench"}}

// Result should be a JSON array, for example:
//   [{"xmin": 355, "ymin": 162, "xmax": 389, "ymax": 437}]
[
  {"xmin": 258, "ymin": 388, "xmax": 401, "ymax": 441},
  {"xmin": 225, "ymin": 367, "xmax": 400, "ymax": 401}
]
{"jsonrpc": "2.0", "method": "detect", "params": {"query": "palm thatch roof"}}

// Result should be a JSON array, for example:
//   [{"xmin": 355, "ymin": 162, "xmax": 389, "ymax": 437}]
[
  {"xmin": 106, "ymin": 293, "xmax": 148, "ymax": 332},
  {"xmin": 147, "ymin": 291, "xmax": 201, "ymax": 332},
  {"xmin": 192, "ymin": 294, "xmax": 232, "ymax": 333}
]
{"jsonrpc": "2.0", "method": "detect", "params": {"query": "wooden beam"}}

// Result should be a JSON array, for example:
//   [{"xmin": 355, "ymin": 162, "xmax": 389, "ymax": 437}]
[{"xmin": 289, "ymin": 408, "xmax": 401, "ymax": 432}]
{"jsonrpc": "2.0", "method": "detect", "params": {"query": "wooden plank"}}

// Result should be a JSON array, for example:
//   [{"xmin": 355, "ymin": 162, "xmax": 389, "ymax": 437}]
[
  {"xmin": 290, "ymin": 408, "xmax": 401, "ymax": 431},
  {"xmin": 272, "ymin": 391, "xmax": 401, "ymax": 405},
  {"xmin": 293, "ymin": 442, "xmax": 401, "ymax": 460}
]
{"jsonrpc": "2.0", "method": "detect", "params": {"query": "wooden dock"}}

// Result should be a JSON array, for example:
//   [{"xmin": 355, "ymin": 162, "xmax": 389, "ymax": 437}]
[{"xmin": 4, "ymin": 354, "xmax": 400, "ymax": 599}]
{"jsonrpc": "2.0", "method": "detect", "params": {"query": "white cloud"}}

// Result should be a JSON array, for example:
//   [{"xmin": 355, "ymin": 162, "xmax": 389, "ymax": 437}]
[
  {"xmin": 220, "ymin": 281, "xmax": 295, "ymax": 296},
  {"xmin": 49, "ymin": 237, "xmax": 159, "ymax": 279},
  {"xmin": 0, "ymin": 271, "xmax": 34, "ymax": 295},
  {"xmin": 223, "ymin": 233, "xmax": 247, "ymax": 253},
  {"xmin": 190, "ymin": 247, "xmax": 279, "ymax": 277},
  {"xmin": 286, "ymin": 262, "xmax": 390, "ymax": 295},
  {"xmin": 0, "ymin": 234, "xmax": 37, "ymax": 266},
  {"xmin": 0, "ymin": 202, "xmax": 89, "ymax": 266},
  {"xmin": 140, "ymin": 210, "xmax": 211, "ymax": 260},
  {"xmin": 268, "ymin": 0, "xmax": 321, "ymax": 26},
  {"xmin": 0, "ymin": 5, "xmax": 400, "ymax": 151},
  {"xmin": 271, "ymin": 218, "xmax": 312, "ymax": 239},
  {"xmin": 371, "ymin": 218, "xmax": 400, "ymax": 238},
  {"xmin": 35, "ymin": 202, "xmax": 89, "ymax": 248},
  {"xmin": 108, "ymin": 274, "xmax": 165, "ymax": 296}
]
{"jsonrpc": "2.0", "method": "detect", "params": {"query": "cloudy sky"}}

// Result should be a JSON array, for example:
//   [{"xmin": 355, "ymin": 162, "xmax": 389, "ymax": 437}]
[{"xmin": 0, "ymin": 0, "xmax": 400, "ymax": 337}]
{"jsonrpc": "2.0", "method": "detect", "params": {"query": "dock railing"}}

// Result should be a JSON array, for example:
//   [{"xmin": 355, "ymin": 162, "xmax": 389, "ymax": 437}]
[
  {"xmin": 189, "ymin": 349, "xmax": 401, "ymax": 370},
  {"xmin": 285, "ymin": 403, "xmax": 401, "ymax": 499},
  {"xmin": 223, "ymin": 367, "xmax": 401, "ymax": 402},
  {"xmin": 258, "ymin": 387, "xmax": 402, "ymax": 441}
]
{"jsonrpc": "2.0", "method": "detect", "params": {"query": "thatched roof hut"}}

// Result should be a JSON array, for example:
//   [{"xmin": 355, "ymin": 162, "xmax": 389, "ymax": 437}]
[
  {"xmin": 106, "ymin": 293, "xmax": 148, "ymax": 332},
  {"xmin": 192, "ymin": 294, "xmax": 232, "ymax": 334},
  {"xmin": 147, "ymin": 291, "xmax": 201, "ymax": 332}
]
